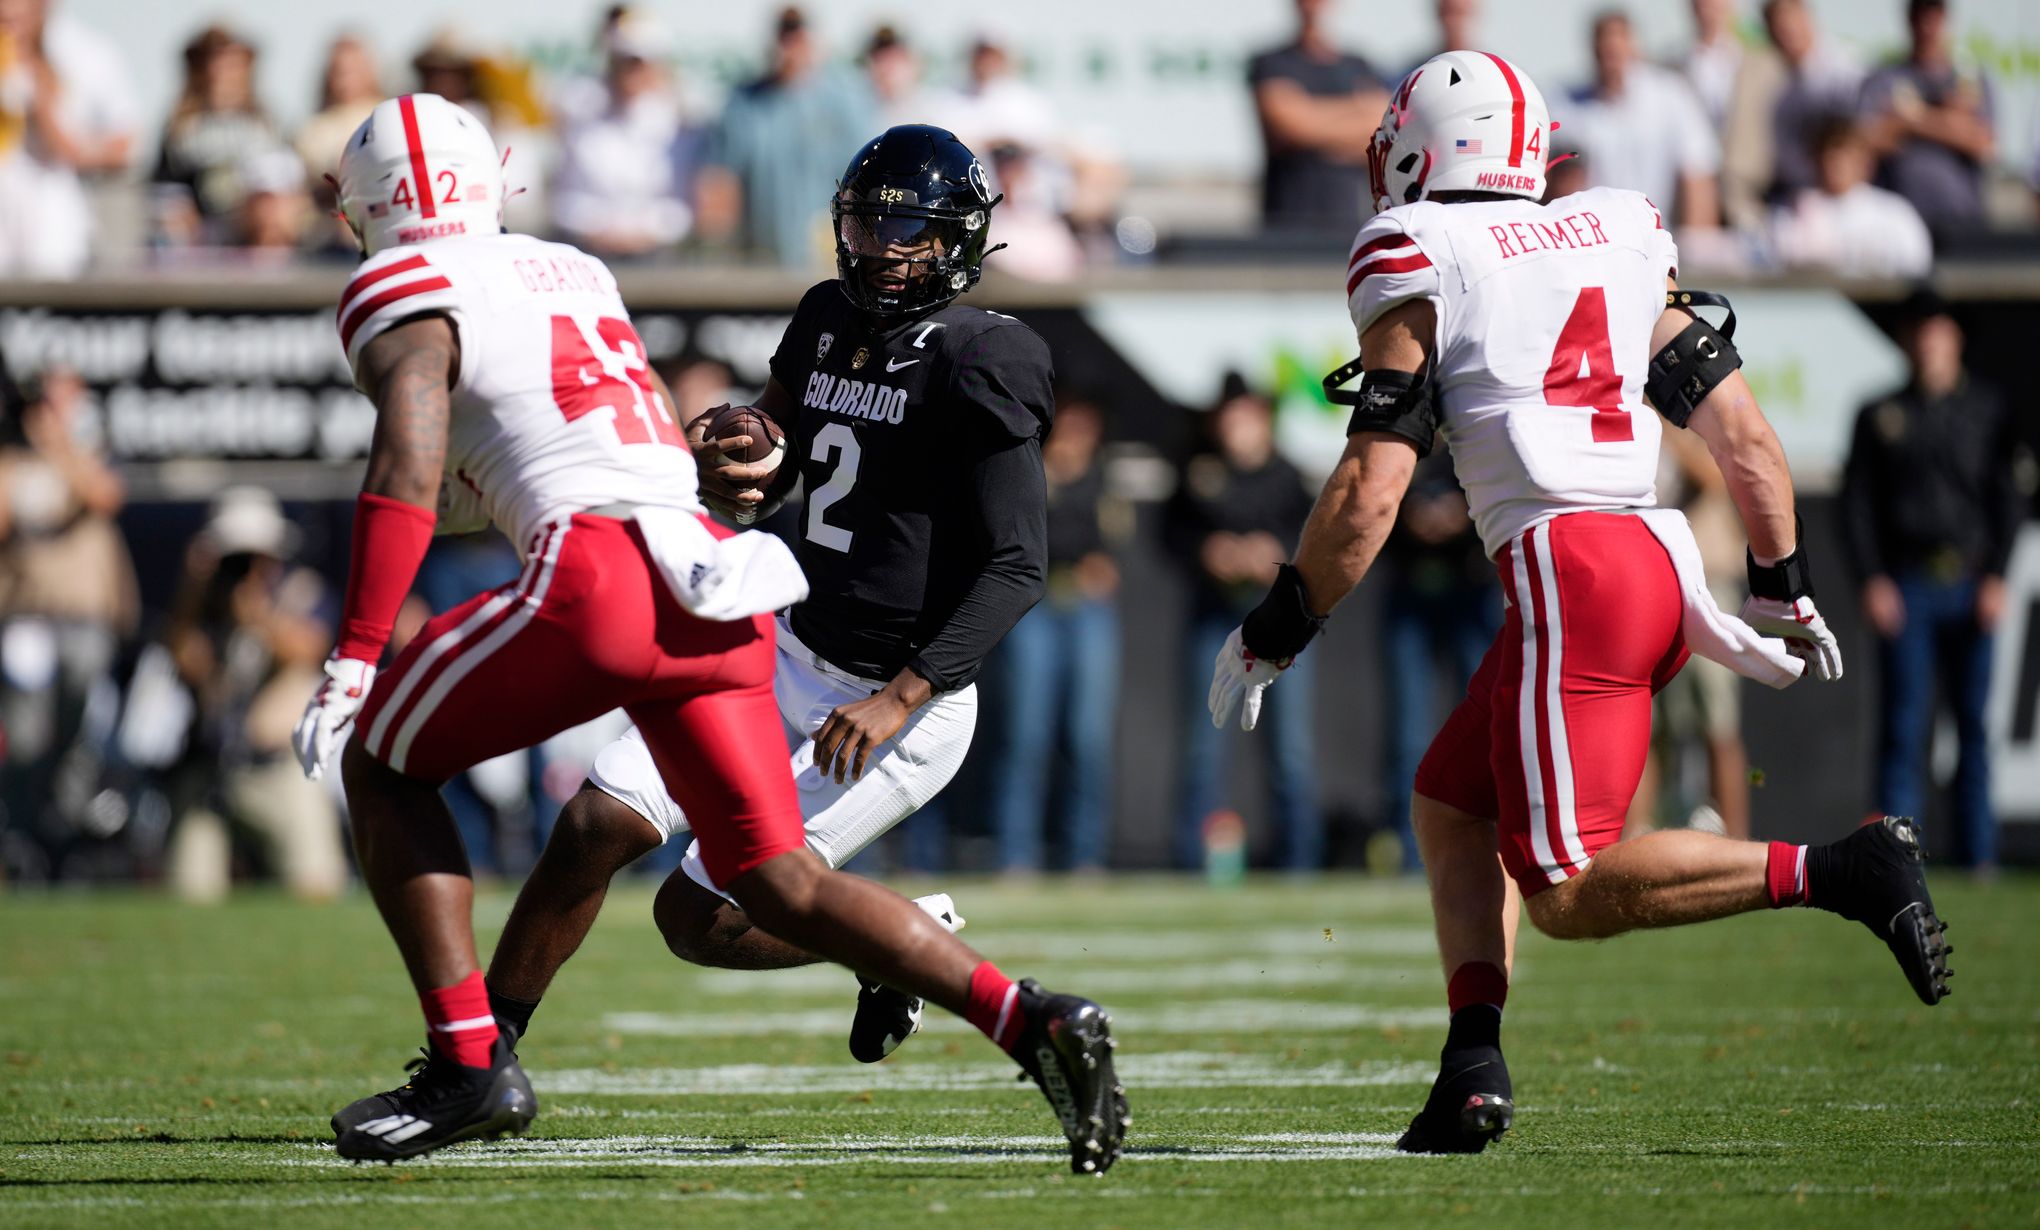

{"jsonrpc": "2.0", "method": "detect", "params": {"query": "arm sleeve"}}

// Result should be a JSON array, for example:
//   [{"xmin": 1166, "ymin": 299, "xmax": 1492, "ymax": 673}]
[
  {"xmin": 902, "ymin": 323, "xmax": 1057, "ymax": 691},
  {"xmin": 905, "ymin": 436, "xmax": 1048, "ymax": 692},
  {"xmin": 336, "ymin": 249, "xmax": 472, "ymax": 392},
  {"xmin": 1839, "ymin": 404, "xmax": 1886, "ymax": 582},
  {"xmin": 767, "ymin": 282, "xmax": 834, "ymax": 393},
  {"xmin": 1346, "ymin": 211, "xmax": 1445, "ymax": 338}
]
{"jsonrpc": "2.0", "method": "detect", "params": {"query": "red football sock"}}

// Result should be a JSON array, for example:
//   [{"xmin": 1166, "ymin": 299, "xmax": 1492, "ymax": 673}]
[
  {"xmin": 964, "ymin": 961, "xmax": 1024, "ymax": 1053},
  {"xmin": 1446, "ymin": 961, "xmax": 1509, "ymax": 1016},
  {"xmin": 420, "ymin": 970, "xmax": 499, "ymax": 1068},
  {"xmin": 1765, "ymin": 841, "xmax": 1809, "ymax": 908}
]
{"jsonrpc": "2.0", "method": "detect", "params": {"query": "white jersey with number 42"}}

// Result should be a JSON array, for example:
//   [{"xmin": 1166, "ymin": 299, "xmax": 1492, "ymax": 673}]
[
  {"xmin": 1346, "ymin": 186, "xmax": 1679, "ymax": 557},
  {"xmin": 336, "ymin": 233, "xmax": 700, "ymax": 550}
]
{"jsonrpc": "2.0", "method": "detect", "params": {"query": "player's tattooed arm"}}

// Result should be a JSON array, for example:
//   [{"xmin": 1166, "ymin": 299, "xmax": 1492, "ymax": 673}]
[
  {"xmin": 1663, "ymin": 278, "xmax": 1796, "ymax": 563},
  {"xmin": 358, "ymin": 315, "xmax": 458, "ymax": 511},
  {"xmin": 1288, "ymin": 301, "xmax": 1428, "ymax": 617}
]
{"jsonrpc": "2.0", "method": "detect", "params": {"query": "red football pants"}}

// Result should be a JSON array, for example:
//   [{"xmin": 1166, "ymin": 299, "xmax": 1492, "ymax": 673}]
[
  {"xmin": 1414, "ymin": 512, "xmax": 1688, "ymax": 896},
  {"xmin": 354, "ymin": 512, "xmax": 805, "ymax": 886}
]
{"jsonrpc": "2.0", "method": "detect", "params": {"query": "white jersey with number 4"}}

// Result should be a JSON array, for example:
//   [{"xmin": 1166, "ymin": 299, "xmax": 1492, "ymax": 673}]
[
  {"xmin": 1346, "ymin": 186, "xmax": 1679, "ymax": 557},
  {"xmin": 336, "ymin": 233, "xmax": 700, "ymax": 549}
]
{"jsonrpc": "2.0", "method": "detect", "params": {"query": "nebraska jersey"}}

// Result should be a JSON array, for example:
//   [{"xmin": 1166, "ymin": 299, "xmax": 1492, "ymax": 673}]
[
  {"xmin": 1346, "ymin": 186, "xmax": 1680, "ymax": 557},
  {"xmin": 336, "ymin": 233, "xmax": 699, "ymax": 549}
]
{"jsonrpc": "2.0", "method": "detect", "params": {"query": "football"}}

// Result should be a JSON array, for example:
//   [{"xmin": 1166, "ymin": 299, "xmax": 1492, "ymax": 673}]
[{"xmin": 701, "ymin": 403, "xmax": 787, "ymax": 476}]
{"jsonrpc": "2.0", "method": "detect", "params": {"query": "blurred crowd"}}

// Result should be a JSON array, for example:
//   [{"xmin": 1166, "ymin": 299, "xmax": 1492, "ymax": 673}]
[
  {"xmin": 0, "ymin": 0, "xmax": 2033, "ymax": 279},
  {"xmin": 1253, "ymin": 0, "xmax": 2026, "ymax": 276},
  {"xmin": 0, "ymin": 1, "xmax": 1125, "ymax": 278}
]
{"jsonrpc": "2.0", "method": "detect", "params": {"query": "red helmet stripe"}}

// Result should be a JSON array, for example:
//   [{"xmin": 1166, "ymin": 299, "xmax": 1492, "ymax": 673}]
[
  {"xmin": 1480, "ymin": 52, "xmax": 1528, "ymax": 168},
  {"xmin": 398, "ymin": 95, "xmax": 438, "ymax": 220}
]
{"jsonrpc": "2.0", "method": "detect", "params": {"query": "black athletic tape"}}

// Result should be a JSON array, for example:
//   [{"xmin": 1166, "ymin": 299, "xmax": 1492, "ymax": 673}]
[
  {"xmin": 1746, "ymin": 521, "xmax": 1816, "ymax": 601},
  {"xmin": 1241, "ymin": 564, "xmax": 1328, "ymax": 662}
]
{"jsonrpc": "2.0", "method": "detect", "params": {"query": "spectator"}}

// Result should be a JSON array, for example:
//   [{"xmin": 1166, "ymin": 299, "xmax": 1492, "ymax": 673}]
[
  {"xmin": 293, "ymin": 34, "xmax": 381, "ymax": 185},
  {"xmin": 942, "ymin": 31, "xmax": 1056, "ymax": 155},
  {"xmin": 1842, "ymin": 290, "xmax": 2030, "ymax": 872},
  {"xmin": 1626, "ymin": 427, "xmax": 1751, "ymax": 842},
  {"xmin": 0, "ymin": 0, "xmax": 136, "ymax": 276},
  {"xmin": 1376, "ymin": 448, "xmax": 1497, "ymax": 872},
  {"xmin": 151, "ymin": 25, "xmax": 275, "ymax": 248},
  {"xmin": 983, "ymin": 142, "xmax": 1084, "ymax": 281},
  {"xmin": 230, "ymin": 146, "xmax": 310, "ymax": 257},
  {"xmin": 410, "ymin": 29, "xmax": 487, "ymax": 125},
  {"xmin": 1166, "ymin": 375, "xmax": 1320, "ymax": 871},
  {"xmin": 0, "ymin": 367, "xmax": 135, "ymax": 863},
  {"xmin": 695, "ymin": 7, "xmax": 872, "ymax": 265},
  {"xmin": 985, "ymin": 395, "xmax": 1124, "ymax": 875},
  {"xmin": 1721, "ymin": 0, "xmax": 1861, "ymax": 228},
  {"xmin": 1858, "ymin": 0, "xmax": 1995, "ymax": 235},
  {"xmin": 1681, "ymin": 0, "xmax": 1745, "ymax": 132},
  {"xmin": 864, "ymin": 25, "xmax": 936, "ymax": 132},
  {"xmin": 552, "ymin": 7, "xmax": 698, "ymax": 259},
  {"xmin": 159, "ymin": 487, "xmax": 344, "ymax": 902},
  {"xmin": 1565, "ymin": 10, "xmax": 1721, "ymax": 230},
  {"xmin": 1427, "ymin": 0, "xmax": 1483, "ymax": 60},
  {"xmin": 1248, "ymin": 0, "xmax": 1387, "ymax": 231},
  {"xmin": 1770, "ymin": 117, "xmax": 1932, "ymax": 277}
]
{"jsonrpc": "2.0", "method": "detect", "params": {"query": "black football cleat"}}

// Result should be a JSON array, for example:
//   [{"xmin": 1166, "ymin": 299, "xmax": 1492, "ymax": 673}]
[
  {"xmin": 848, "ymin": 893, "xmax": 966, "ymax": 1063},
  {"xmin": 333, "ymin": 1035, "xmax": 535, "ymax": 1161},
  {"xmin": 1815, "ymin": 815, "xmax": 1953, "ymax": 1005},
  {"xmin": 849, "ymin": 977, "xmax": 925, "ymax": 1063},
  {"xmin": 1009, "ymin": 979, "xmax": 1128, "ymax": 1175},
  {"xmin": 1396, "ymin": 1045, "xmax": 1514, "ymax": 1155},
  {"xmin": 331, "ymin": 1018, "xmax": 523, "ymax": 1137}
]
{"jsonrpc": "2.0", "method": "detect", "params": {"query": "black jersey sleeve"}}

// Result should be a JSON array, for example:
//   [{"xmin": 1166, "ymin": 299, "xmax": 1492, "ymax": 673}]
[
  {"xmin": 905, "ymin": 433, "xmax": 1049, "ymax": 693},
  {"xmin": 768, "ymin": 281, "xmax": 841, "ymax": 393},
  {"xmin": 948, "ymin": 320, "xmax": 1055, "ymax": 441}
]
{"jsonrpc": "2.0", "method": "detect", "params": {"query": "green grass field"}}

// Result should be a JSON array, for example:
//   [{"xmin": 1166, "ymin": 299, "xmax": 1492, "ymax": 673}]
[{"xmin": 2, "ymin": 874, "xmax": 2034, "ymax": 1229}]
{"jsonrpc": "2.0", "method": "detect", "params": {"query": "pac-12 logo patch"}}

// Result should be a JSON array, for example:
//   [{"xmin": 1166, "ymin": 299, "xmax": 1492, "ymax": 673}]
[{"xmin": 817, "ymin": 332, "xmax": 834, "ymax": 361}]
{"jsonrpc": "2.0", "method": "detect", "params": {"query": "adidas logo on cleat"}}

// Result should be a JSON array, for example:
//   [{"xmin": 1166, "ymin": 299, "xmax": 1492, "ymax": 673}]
[{"xmin": 355, "ymin": 1114, "xmax": 436, "ymax": 1145}]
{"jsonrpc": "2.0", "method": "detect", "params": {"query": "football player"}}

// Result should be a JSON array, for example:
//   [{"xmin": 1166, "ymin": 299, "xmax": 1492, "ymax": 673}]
[
  {"xmin": 1207, "ymin": 52, "xmax": 1952, "ymax": 1154},
  {"xmin": 452, "ymin": 124, "xmax": 1060, "ymax": 1069},
  {"xmin": 298, "ymin": 101, "xmax": 1125, "ymax": 1172}
]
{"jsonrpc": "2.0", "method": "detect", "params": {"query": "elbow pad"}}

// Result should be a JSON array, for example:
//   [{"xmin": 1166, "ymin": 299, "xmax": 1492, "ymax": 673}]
[
  {"xmin": 1323, "ymin": 357, "xmax": 1436, "ymax": 456},
  {"xmin": 1645, "ymin": 290, "xmax": 1741, "ymax": 429}
]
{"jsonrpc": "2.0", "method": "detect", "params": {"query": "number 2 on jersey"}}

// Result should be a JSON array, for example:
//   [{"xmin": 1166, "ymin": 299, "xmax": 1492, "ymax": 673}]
[
  {"xmin": 1542, "ymin": 287, "xmax": 1632, "ymax": 443},
  {"xmin": 549, "ymin": 315, "xmax": 683, "ymax": 447},
  {"xmin": 804, "ymin": 422, "xmax": 860, "ymax": 553}
]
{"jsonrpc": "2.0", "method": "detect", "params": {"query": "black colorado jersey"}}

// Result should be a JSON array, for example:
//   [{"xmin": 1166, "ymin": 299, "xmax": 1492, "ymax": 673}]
[{"xmin": 767, "ymin": 280, "xmax": 1054, "ymax": 690}]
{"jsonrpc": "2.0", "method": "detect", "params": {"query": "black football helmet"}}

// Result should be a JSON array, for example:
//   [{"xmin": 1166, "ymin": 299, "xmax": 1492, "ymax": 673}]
[{"xmin": 832, "ymin": 124, "xmax": 1004, "ymax": 317}]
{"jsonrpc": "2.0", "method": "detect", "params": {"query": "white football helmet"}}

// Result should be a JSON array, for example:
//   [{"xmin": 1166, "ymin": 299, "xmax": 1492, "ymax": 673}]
[
  {"xmin": 1368, "ymin": 50, "xmax": 1553, "ymax": 214},
  {"xmin": 335, "ymin": 93, "xmax": 503, "ymax": 255}
]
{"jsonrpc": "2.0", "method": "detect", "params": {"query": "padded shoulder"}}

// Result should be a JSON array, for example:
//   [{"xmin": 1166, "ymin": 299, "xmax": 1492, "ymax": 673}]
[{"xmin": 1345, "ymin": 205, "xmax": 1447, "ymax": 336}]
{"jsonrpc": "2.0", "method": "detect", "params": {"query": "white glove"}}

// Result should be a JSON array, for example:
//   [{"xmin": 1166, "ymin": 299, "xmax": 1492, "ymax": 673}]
[
  {"xmin": 1207, "ymin": 626, "xmax": 1292, "ymax": 732},
  {"xmin": 293, "ymin": 656, "xmax": 376, "ymax": 780},
  {"xmin": 1738, "ymin": 595, "xmax": 1844, "ymax": 682}
]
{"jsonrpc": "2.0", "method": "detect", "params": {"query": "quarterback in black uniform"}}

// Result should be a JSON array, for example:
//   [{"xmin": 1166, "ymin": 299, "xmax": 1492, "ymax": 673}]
[{"xmin": 333, "ymin": 127, "xmax": 1126, "ymax": 1174}]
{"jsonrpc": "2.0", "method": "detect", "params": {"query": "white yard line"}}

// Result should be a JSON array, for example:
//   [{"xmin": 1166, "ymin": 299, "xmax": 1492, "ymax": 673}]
[
  {"xmin": 600, "ymin": 1000, "xmax": 1443, "ymax": 1040},
  {"xmin": 536, "ymin": 1051, "xmax": 1434, "ymax": 1096},
  {"xmin": 685, "ymin": 958, "xmax": 1436, "ymax": 997}
]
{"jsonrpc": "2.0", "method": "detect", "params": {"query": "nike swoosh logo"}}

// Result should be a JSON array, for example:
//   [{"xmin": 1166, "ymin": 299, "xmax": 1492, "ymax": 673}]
[{"xmin": 886, "ymin": 358, "xmax": 919, "ymax": 372}]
